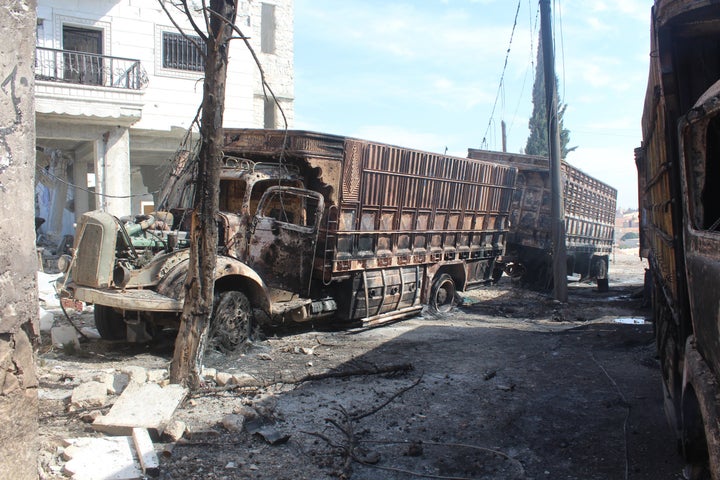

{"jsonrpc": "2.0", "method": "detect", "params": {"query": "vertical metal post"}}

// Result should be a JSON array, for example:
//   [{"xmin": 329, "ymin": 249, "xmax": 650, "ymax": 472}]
[
  {"xmin": 501, "ymin": 120, "xmax": 507, "ymax": 152},
  {"xmin": 540, "ymin": 0, "xmax": 568, "ymax": 302}
]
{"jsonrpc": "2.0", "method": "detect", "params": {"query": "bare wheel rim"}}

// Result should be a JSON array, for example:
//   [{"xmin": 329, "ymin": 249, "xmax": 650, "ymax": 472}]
[
  {"xmin": 209, "ymin": 291, "xmax": 253, "ymax": 352},
  {"xmin": 431, "ymin": 274, "xmax": 457, "ymax": 313}
]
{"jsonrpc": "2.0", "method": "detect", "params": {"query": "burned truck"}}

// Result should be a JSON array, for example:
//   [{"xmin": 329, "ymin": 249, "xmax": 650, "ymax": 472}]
[
  {"xmin": 467, "ymin": 149, "xmax": 617, "ymax": 290},
  {"xmin": 637, "ymin": 0, "xmax": 720, "ymax": 475},
  {"xmin": 58, "ymin": 130, "xmax": 517, "ymax": 345}
]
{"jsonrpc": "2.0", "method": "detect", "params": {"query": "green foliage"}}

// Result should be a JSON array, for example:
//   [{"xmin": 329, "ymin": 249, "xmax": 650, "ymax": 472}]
[{"xmin": 525, "ymin": 39, "xmax": 576, "ymax": 159}]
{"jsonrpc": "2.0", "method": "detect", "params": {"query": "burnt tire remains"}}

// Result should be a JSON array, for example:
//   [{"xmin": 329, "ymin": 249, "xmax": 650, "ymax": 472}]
[
  {"xmin": 94, "ymin": 305, "xmax": 127, "ymax": 341},
  {"xmin": 209, "ymin": 291, "xmax": 253, "ymax": 352}
]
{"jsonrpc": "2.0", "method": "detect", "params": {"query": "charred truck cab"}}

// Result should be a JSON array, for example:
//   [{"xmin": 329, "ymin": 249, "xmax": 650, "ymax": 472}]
[{"xmin": 59, "ymin": 130, "xmax": 517, "ymax": 347}]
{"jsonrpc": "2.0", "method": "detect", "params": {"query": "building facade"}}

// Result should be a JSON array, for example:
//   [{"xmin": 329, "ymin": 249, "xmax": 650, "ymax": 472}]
[{"xmin": 34, "ymin": 0, "xmax": 294, "ymax": 238}]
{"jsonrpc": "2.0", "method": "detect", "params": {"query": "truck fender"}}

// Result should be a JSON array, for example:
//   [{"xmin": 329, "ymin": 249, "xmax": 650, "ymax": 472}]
[{"xmin": 155, "ymin": 255, "xmax": 271, "ymax": 312}]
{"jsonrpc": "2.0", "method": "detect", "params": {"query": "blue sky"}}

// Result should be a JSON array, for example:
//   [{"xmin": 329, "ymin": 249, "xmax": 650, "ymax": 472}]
[{"xmin": 293, "ymin": 0, "xmax": 651, "ymax": 209}]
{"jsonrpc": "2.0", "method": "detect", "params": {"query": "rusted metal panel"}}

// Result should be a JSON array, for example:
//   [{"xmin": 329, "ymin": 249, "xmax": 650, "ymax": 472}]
[
  {"xmin": 224, "ymin": 130, "xmax": 517, "ymax": 286},
  {"xmin": 467, "ymin": 149, "xmax": 616, "ymax": 280},
  {"xmin": 640, "ymin": 0, "xmax": 720, "ymax": 473}
]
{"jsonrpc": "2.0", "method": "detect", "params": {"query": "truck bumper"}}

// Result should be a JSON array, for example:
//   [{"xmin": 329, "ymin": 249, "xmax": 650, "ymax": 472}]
[{"xmin": 72, "ymin": 286, "xmax": 183, "ymax": 312}]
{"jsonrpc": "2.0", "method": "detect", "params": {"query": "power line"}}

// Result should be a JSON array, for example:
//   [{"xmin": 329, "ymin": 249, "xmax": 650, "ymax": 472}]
[{"xmin": 481, "ymin": 0, "xmax": 523, "ymax": 150}]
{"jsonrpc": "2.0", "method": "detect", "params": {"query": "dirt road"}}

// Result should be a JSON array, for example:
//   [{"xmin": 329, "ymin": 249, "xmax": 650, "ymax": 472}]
[{"xmin": 38, "ymin": 249, "xmax": 686, "ymax": 479}]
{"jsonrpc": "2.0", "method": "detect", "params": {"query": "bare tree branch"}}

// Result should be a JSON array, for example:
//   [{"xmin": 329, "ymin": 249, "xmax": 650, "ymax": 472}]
[
  {"xmin": 206, "ymin": 7, "xmax": 288, "ymax": 130},
  {"xmin": 157, "ymin": 0, "xmax": 208, "ymax": 58}
]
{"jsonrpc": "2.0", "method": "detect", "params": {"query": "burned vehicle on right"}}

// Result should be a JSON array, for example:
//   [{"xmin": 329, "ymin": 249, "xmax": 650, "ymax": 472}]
[
  {"xmin": 467, "ymin": 149, "xmax": 617, "ymax": 291},
  {"xmin": 637, "ymin": 0, "xmax": 720, "ymax": 476}
]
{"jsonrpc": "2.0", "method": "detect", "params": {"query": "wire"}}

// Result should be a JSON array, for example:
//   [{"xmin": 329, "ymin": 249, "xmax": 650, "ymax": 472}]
[
  {"xmin": 36, "ymin": 166, "xmax": 159, "ymax": 199},
  {"xmin": 556, "ymin": 0, "xmax": 566, "ymax": 103},
  {"xmin": 481, "ymin": 0, "xmax": 523, "ymax": 150}
]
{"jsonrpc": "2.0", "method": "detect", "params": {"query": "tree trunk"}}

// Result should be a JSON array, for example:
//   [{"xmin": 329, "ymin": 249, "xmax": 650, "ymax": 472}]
[{"xmin": 170, "ymin": 1, "xmax": 238, "ymax": 388}]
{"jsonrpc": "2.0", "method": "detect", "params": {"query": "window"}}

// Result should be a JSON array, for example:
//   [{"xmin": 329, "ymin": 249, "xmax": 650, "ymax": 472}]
[
  {"xmin": 261, "ymin": 3, "xmax": 276, "ymax": 54},
  {"xmin": 162, "ymin": 31, "xmax": 205, "ymax": 72}
]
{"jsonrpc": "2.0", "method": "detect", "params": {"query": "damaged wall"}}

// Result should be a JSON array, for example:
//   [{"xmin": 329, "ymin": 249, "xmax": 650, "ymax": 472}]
[{"xmin": 0, "ymin": 0, "xmax": 39, "ymax": 478}]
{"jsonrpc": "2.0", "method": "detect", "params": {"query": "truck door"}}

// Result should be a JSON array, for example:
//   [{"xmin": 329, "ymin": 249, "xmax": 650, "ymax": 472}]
[{"xmin": 247, "ymin": 187, "xmax": 324, "ymax": 296}]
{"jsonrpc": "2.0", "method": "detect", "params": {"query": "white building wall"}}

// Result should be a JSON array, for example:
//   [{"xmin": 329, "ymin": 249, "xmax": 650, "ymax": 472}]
[
  {"xmin": 36, "ymin": 0, "xmax": 294, "ymax": 132},
  {"xmin": 35, "ymin": 0, "xmax": 294, "ymax": 230}
]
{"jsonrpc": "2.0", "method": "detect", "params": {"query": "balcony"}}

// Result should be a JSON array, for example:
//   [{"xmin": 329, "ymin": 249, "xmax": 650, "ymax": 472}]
[
  {"xmin": 35, "ymin": 47, "xmax": 148, "ymax": 90},
  {"xmin": 34, "ymin": 48, "xmax": 145, "ymax": 126}
]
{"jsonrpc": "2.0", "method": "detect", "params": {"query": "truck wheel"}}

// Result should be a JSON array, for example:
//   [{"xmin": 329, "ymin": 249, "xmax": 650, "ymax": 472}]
[
  {"xmin": 595, "ymin": 257, "xmax": 609, "ymax": 292},
  {"xmin": 94, "ymin": 305, "xmax": 127, "ymax": 340},
  {"xmin": 430, "ymin": 274, "xmax": 457, "ymax": 314},
  {"xmin": 209, "ymin": 291, "xmax": 253, "ymax": 352}
]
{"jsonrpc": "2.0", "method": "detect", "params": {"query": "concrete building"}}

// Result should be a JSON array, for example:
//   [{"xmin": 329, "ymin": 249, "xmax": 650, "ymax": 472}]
[{"xmin": 34, "ymin": 0, "xmax": 294, "ymax": 239}]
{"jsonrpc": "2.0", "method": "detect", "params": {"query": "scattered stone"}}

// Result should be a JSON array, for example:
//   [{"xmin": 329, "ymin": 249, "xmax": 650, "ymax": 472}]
[
  {"xmin": 51, "ymin": 326, "xmax": 79, "ymax": 350},
  {"xmin": 221, "ymin": 414, "xmax": 245, "ymax": 433},
  {"xmin": 225, "ymin": 461, "xmax": 237, "ymax": 469},
  {"xmin": 200, "ymin": 367, "xmax": 217, "ymax": 382},
  {"xmin": 215, "ymin": 371, "xmax": 234, "ymax": 386},
  {"xmin": 253, "ymin": 426, "xmax": 290, "ymax": 445},
  {"xmin": 62, "ymin": 436, "xmax": 142, "ymax": 480},
  {"xmin": 147, "ymin": 369, "xmax": 168, "ymax": 384},
  {"xmin": 231, "ymin": 373, "xmax": 258, "ymax": 387},
  {"xmin": 79, "ymin": 410, "xmax": 103, "ymax": 424},
  {"xmin": 161, "ymin": 443, "xmax": 175, "ymax": 458},
  {"xmin": 70, "ymin": 381, "xmax": 107, "ymax": 409},
  {"xmin": 162, "ymin": 419, "xmax": 186, "ymax": 442},
  {"xmin": 120, "ymin": 366, "xmax": 148, "ymax": 384},
  {"xmin": 93, "ymin": 382, "xmax": 188, "ymax": 437},
  {"xmin": 232, "ymin": 405, "xmax": 259, "ymax": 421},
  {"xmin": 94, "ymin": 372, "xmax": 130, "ymax": 395},
  {"xmin": 79, "ymin": 327, "xmax": 101, "ymax": 339},
  {"xmin": 132, "ymin": 427, "xmax": 160, "ymax": 477},
  {"xmin": 257, "ymin": 353, "xmax": 273, "ymax": 361},
  {"xmin": 38, "ymin": 387, "xmax": 72, "ymax": 401}
]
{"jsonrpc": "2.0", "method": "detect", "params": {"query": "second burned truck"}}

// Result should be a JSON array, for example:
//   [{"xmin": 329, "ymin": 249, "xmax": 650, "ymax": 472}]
[{"xmin": 59, "ymin": 130, "xmax": 517, "ymax": 345}]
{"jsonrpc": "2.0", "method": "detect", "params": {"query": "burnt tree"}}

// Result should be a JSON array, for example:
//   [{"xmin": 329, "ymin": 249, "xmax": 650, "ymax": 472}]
[{"xmin": 164, "ymin": 0, "xmax": 238, "ymax": 387}]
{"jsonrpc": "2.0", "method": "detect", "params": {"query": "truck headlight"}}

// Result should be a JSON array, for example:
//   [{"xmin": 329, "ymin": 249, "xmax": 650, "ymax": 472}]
[{"xmin": 57, "ymin": 254, "xmax": 72, "ymax": 273}]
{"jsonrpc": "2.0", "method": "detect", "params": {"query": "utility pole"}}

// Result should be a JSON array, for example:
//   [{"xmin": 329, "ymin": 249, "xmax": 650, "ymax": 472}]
[{"xmin": 540, "ymin": 0, "xmax": 568, "ymax": 302}]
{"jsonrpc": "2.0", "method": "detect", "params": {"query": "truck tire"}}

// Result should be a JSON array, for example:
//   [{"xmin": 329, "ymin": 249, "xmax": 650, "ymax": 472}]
[
  {"xmin": 209, "ymin": 291, "xmax": 253, "ymax": 352},
  {"xmin": 429, "ymin": 273, "xmax": 457, "ymax": 314},
  {"xmin": 94, "ymin": 305, "xmax": 127, "ymax": 340},
  {"xmin": 594, "ymin": 257, "xmax": 609, "ymax": 292}
]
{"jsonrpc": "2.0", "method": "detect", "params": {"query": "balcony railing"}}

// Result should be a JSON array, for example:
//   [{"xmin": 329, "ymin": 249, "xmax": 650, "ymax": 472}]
[{"xmin": 35, "ymin": 47, "xmax": 148, "ymax": 90}]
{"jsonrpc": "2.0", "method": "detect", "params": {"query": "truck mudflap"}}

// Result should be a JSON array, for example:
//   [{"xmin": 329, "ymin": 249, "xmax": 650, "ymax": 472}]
[
  {"xmin": 682, "ymin": 336, "xmax": 720, "ymax": 477},
  {"xmin": 71, "ymin": 286, "xmax": 183, "ymax": 312}
]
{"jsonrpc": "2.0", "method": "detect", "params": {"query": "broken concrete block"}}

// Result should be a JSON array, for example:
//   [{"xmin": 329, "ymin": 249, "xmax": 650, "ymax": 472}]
[
  {"xmin": 162, "ymin": 419, "xmax": 186, "ymax": 442},
  {"xmin": 93, "ymin": 382, "xmax": 187, "ymax": 437},
  {"xmin": 221, "ymin": 414, "xmax": 245, "ymax": 433},
  {"xmin": 39, "ymin": 307, "xmax": 55, "ymax": 332},
  {"xmin": 51, "ymin": 325, "xmax": 79, "ymax": 349},
  {"xmin": 62, "ymin": 436, "xmax": 143, "ymax": 480},
  {"xmin": 132, "ymin": 428, "xmax": 159, "ymax": 477},
  {"xmin": 120, "ymin": 366, "xmax": 147, "ymax": 384},
  {"xmin": 94, "ymin": 372, "xmax": 130, "ymax": 395},
  {"xmin": 71, "ymin": 381, "xmax": 108, "ymax": 409}
]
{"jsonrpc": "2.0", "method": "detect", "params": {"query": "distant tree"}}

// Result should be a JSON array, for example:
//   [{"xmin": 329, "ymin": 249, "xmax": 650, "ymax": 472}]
[
  {"xmin": 621, "ymin": 231, "xmax": 639, "ymax": 241},
  {"xmin": 525, "ymin": 37, "xmax": 576, "ymax": 159}
]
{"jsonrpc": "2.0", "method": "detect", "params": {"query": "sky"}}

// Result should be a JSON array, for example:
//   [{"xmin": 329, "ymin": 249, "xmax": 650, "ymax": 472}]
[{"xmin": 292, "ymin": 0, "xmax": 651, "ymax": 210}]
